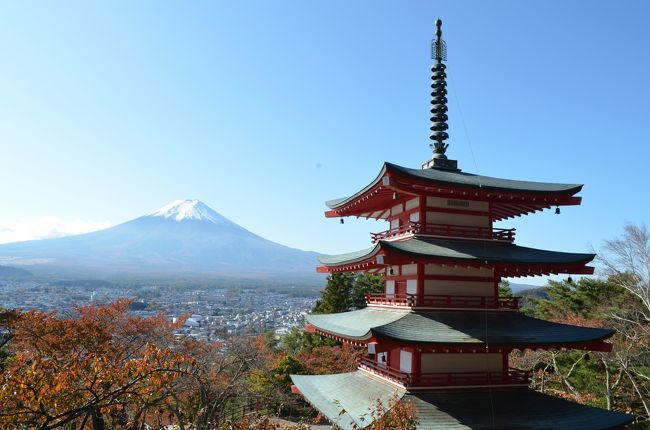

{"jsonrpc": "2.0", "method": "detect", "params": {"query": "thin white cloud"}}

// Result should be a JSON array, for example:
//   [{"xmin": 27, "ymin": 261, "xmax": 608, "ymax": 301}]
[{"xmin": 0, "ymin": 217, "xmax": 112, "ymax": 244}]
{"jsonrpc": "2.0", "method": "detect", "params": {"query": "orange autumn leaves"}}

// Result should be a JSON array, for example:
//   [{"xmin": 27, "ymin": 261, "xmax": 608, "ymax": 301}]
[{"xmin": 0, "ymin": 300, "xmax": 192, "ymax": 429}]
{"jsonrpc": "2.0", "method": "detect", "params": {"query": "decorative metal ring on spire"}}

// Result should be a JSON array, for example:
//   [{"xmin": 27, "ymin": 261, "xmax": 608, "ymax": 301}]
[
  {"xmin": 430, "ymin": 18, "xmax": 449, "ymax": 159},
  {"xmin": 422, "ymin": 19, "xmax": 459, "ymax": 171}
]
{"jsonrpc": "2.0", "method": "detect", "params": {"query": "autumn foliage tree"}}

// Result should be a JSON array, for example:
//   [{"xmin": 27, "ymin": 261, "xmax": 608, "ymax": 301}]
[{"xmin": 0, "ymin": 300, "xmax": 194, "ymax": 429}]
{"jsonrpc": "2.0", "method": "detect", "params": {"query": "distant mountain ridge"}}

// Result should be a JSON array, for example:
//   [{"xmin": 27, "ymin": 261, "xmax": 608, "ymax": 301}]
[
  {"xmin": 0, "ymin": 200, "xmax": 321, "ymax": 282},
  {"xmin": 0, "ymin": 265, "xmax": 32, "ymax": 278},
  {"xmin": 509, "ymin": 282, "xmax": 542, "ymax": 293}
]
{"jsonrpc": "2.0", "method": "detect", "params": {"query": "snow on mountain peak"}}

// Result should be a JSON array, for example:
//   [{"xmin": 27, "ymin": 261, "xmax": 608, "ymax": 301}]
[{"xmin": 150, "ymin": 200, "xmax": 232, "ymax": 224}]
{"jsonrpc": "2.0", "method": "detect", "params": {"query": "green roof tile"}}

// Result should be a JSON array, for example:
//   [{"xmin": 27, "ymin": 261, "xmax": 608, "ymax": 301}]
[
  {"xmin": 410, "ymin": 388, "xmax": 634, "ymax": 429},
  {"xmin": 318, "ymin": 237, "xmax": 595, "ymax": 267},
  {"xmin": 291, "ymin": 372, "xmax": 405, "ymax": 429},
  {"xmin": 306, "ymin": 308, "xmax": 408, "ymax": 340},
  {"xmin": 291, "ymin": 371, "xmax": 634, "ymax": 430},
  {"xmin": 306, "ymin": 308, "xmax": 614, "ymax": 346}
]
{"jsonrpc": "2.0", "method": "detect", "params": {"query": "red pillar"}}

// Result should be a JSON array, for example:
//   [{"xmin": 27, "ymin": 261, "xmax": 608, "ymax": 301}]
[
  {"xmin": 417, "ymin": 263, "xmax": 425, "ymax": 306},
  {"xmin": 502, "ymin": 349, "xmax": 509, "ymax": 371}
]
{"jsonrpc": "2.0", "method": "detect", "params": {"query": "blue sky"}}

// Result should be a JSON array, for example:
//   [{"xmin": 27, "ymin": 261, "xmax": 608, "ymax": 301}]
[{"xmin": 1, "ymin": 1, "xmax": 648, "ymax": 284}]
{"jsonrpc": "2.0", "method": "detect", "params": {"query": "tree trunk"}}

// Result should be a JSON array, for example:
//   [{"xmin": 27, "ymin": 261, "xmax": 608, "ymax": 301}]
[
  {"xmin": 91, "ymin": 408, "xmax": 106, "ymax": 430},
  {"xmin": 625, "ymin": 368, "xmax": 650, "ymax": 420},
  {"xmin": 602, "ymin": 357, "xmax": 612, "ymax": 410}
]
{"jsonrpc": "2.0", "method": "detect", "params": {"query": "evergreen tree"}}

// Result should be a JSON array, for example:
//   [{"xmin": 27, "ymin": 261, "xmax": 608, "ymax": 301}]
[
  {"xmin": 351, "ymin": 273, "xmax": 385, "ymax": 309},
  {"xmin": 281, "ymin": 327, "xmax": 338, "ymax": 355},
  {"xmin": 272, "ymin": 355, "xmax": 305, "ymax": 388},
  {"xmin": 498, "ymin": 280, "xmax": 513, "ymax": 298},
  {"xmin": 312, "ymin": 273, "xmax": 385, "ymax": 313},
  {"xmin": 530, "ymin": 277, "xmax": 630, "ymax": 320},
  {"xmin": 312, "ymin": 273, "xmax": 354, "ymax": 314}
]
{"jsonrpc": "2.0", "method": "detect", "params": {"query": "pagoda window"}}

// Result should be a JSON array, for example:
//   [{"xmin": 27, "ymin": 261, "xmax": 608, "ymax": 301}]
[
  {"xmin": 409, "ymin": 211, "xmax": 420, "ymax": 222},
  {"xmin": 377, "ymin": 352, "xmax": 388, "ymax": 368},
  {"xmin": 420, "ymin": 353, "xmax": 502, "ymax": 373},
  {"xmin": 406, "ymin": 279, "xmax": 418, "ymax": 296},
  {"xmin": 385, "ymin": 280, "xmax": 395, "ymax": 298},
  {"xmin": 399, "ymin": 350, "xmax": 413, "ymax": 374}
]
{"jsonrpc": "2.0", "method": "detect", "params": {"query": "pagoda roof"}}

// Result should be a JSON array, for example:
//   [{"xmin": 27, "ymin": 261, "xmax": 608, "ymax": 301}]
[
  {"xmin": 325, "ymin": 162, "xmax": 584, "ymax": 220},
  {"xmin": 291, "ymin": 371, "xmax": 405, "ymax": 429},
  {"xmin": 306, "ymin": 308, "xmax": 614, "ymax": 349},
  {"xmin": 291, "ymin": 371, "xmax": 634, "ymax": 430},
  {"xmin": 318, "ymin": 237, "xmax": 595, "ymax": 277}
]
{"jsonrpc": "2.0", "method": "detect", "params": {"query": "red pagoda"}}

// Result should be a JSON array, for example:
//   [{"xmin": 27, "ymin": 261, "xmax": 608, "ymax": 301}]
[{"xmin": 290, "ymin": 20, "xmax": 634, "ymax": 430}]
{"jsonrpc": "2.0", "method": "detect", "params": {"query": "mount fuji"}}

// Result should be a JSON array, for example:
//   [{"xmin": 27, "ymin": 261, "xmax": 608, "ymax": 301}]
[{"xmin": 0, "ymin": 200, "xmax": 321, "ymax": 281}]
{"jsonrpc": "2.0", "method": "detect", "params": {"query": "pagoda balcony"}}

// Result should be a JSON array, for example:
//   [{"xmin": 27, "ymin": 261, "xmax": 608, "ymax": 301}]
[
  {"xmin": 359, "ymin": 357, "xmax": 530, "ymax": 388},
  {"xmin": 366, "ymin": 293, "xmax": 521, "ymax": 310},
  {"xmin": 371, "ymin": 222, "xmax": 515, "ymax": 243}
]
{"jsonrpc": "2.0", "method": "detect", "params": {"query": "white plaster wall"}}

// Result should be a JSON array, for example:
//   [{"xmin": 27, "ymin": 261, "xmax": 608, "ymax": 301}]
[
  {"xmin": 401, "ymin": 264, "xmax": 418, "ymax": 276},
  {"xmin": 391, "ymin": 203, "xmax": 403, "ymax": 216},
  {"xmin": 421, "ymin": 353, "xmax": 502, "ymax": 373},
  {"xmin": 405, "ymin": 198, "xmax": 419, "ymax": 211}
]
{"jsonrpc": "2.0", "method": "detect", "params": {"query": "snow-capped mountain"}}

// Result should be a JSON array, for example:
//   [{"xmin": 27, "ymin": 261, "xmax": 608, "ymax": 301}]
[
  {"xmin": 0, "ymin": 200, "xmax": 321, "ymax": 281},
  {"xmin": 150, "ymin": 199, "xmax": 235, "ymax": 224}
]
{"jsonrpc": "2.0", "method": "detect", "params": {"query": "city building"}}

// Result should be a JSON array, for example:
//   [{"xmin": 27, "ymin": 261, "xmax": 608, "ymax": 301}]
[{"xmin": 291, "ymin": 20, "xmax": 634, "ymax": 430}]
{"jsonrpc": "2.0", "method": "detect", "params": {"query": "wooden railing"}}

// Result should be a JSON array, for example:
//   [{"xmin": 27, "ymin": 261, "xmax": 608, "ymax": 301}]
[
  {"xmin": 366, "ymin": 293, "xmax": 521, "ymax": 309},
  {"xmin": 371, "ymin": 222, "xmax": 515, "ymax": 242},
  {"xmin": 217, "ymin": 395, "xmax": 315, "ymax": 426},
  {"xmin": 411, "ymin": 368, "xmax": 530, "ymax": 387},
  {"xmin": 359, "ymin": 357, "xmax": 530, "ymax": 388},
  {"xmin": 359, "ymin": 357, "xmax": 411, "ymax": 385}
]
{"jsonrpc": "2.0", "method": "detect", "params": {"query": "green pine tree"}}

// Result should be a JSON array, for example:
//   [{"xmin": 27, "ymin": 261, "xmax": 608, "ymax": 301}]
[
  {"xmin": 312, "ymin": 273, "xmax": 354, "ymax": 314},
  {"xmin": 498, "ymin": 280, "xmax": 513, "ymax": 298},
  {"xmin": 351, "ymin": 273, "xmax": 385, "ymax": 309}
]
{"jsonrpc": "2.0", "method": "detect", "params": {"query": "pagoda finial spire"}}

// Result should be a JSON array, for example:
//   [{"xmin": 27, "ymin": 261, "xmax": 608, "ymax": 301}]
[
  {"xmin": 423, "ymin": 19, "xmax": 458, "ymax": 171},
  {"xmin": 430, "ymin": 19, "xmax": 450, "ymax": 160}
]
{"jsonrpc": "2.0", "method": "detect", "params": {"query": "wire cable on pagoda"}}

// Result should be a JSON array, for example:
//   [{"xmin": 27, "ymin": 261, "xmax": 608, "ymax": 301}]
[{"xmin": 448, "ymin": 72, "xmax": 482, "ymax": 179}]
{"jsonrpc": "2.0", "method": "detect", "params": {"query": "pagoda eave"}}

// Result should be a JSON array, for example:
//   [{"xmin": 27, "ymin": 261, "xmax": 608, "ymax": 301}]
[
  {"xmin": 318, "ymin": 261, "xmax": 594, "ymax": 277},
  {"xmin": 325, "ymin": 162, "xmax": 584, "ymax": 220},
  {"xmin": 316, "ymin": 258, "xmax": 384, "ymax": 273},
  {"xmin": 308, "ymin": 324, "xmax": 614, "ymax": 353},
  {"xmin": 317, "ymin": 238, "xmax": 595, "ymax": 276},
  {"xmin": 305, "ymin": 323, "xmax": 376, "ymax": 345},
  {"xmin": 305, "ymin": 308, "xmax": 616, "ymax": 351}
]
